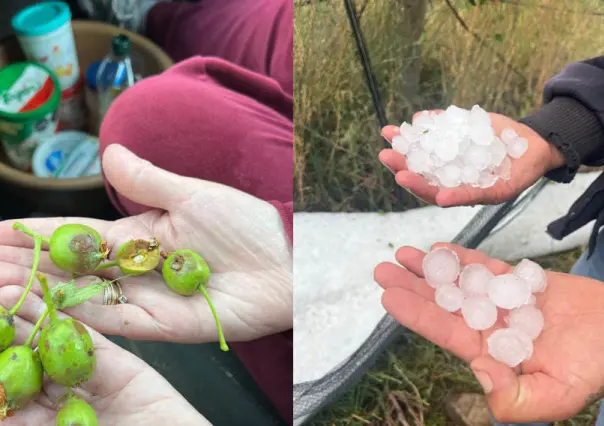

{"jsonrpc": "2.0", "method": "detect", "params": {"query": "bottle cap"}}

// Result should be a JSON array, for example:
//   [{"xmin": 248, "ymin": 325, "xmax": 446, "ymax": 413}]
[{"xmin": 111, "ymin": 34, "xmax": 132, "ymax": 57}]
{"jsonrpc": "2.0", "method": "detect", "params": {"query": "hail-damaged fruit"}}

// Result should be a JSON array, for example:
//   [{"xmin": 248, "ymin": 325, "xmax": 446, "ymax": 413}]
[
  {"xmin": 162, "ymin": 249, "xmax": 211, "ymax": 296},
  {"xmin": 56, "ymin": 395, "xmax": 99, "ymax": 426},
  {"xmin": 38, "ymin": 318, "xmax": 96, "ymax": 387},
  {"xmin": 0, "ymin": 306, "xmax": 15, "ymax": 352},
  {"xmin": 116, "ymin": 238, "xmax": 161, "ymax": 276},
  {"xmin": 0, "ymin": 346, "xmax": 43, "ymax": 419},
  {"xmin": 162, "ymin": 249, "xmax": 229, "ymax": 351},
  {"xmin": 49, "ymin": 224, "xmax": 109, "ymax": 274}
]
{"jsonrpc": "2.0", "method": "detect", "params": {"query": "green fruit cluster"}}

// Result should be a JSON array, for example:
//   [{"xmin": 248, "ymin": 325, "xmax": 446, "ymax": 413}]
[{"xmin": 1, "ymin": 222, "xmax": 229, "ymax": 421}]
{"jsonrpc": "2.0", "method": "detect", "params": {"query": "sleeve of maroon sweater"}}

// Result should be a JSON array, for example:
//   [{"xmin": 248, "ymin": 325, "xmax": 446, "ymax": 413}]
[{"xmin": 519, "ymin": 56, "xmax": 604, "ymax": 183}]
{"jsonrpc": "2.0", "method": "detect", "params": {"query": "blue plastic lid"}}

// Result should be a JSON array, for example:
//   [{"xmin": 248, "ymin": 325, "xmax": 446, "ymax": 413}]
[
  {"xmin": 85, "ymin": 61, "xmax": 125, "ymax": 90},
  {"xmin": 12, "ymin": 2, "xmax": 72, "ymax": 38},
  {"xmin": 85, "ymin": 61, "xmax": 101, "ymax": 90}
]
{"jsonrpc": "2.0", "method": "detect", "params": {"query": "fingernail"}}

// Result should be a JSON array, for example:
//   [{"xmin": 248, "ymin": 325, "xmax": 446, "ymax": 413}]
[{"xmin": 472, "ymin": 370, "xmax": 493, "ymax": 394}]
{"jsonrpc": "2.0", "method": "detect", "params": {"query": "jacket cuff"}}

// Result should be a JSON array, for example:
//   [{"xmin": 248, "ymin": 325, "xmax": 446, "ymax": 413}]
[{"xmin": 519, "ymin": 96, "xmax": 604, "ymax": 183}]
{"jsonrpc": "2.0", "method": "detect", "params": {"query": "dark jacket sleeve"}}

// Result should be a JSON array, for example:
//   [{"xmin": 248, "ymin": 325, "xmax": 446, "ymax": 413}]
[{"xmin": 519, "ymin": 56, "xmax": 604, "ymax": 183}]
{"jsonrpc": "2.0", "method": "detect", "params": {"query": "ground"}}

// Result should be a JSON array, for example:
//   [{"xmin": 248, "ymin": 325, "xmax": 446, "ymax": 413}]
[{"xmin": 295, "ymin": 0, "xmax": 604, "ymax": 424}]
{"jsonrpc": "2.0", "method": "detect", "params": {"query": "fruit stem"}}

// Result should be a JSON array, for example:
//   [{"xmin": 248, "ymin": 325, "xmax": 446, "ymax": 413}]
[
  {"xmin": 95, "ymin": 260, "xmax": 118, "ymax": 271},
  {"xmin": 12, "ymin": 222, "xmax": 50, "ymax": 246},
  {"xmin": 198, "ymin": 286, "xmax": 229, "ymax": 352},
  {"xmin": 10, "ymin": 236, "xmax": 42, "ymax": 315},
  {"xmin": 25, "ymin": 307, "xmax": 48, "ymax": 347},
  {"xmin": 37, "ymin": 272, "xmax": 58, "ymax": 323}
]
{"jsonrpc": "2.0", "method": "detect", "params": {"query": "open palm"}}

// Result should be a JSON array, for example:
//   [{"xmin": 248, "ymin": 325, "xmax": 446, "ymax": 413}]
[
  {"xmin": 0, "ymin": 145, "xmax": 292, "ymax": 345},
  {"xmin": 0, "ymin": 284, "xmax": 208, "ymax": 426},
  {"xmin": 375, "ymin": 243, "xmax": 604, "ymax": 422},
  {"xmin": 378, "ymin": 111, "xmax": 565, "ymax": 207}
]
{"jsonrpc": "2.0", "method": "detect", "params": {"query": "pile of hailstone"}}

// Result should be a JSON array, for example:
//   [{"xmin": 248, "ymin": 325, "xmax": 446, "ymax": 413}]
[
  {"xmin": 423, "ymin": 248, "xmax": 546, "ymax": 367},
  {"xmin": 391, "ymin": 105, "xmax": 528, "ymax": 188}
]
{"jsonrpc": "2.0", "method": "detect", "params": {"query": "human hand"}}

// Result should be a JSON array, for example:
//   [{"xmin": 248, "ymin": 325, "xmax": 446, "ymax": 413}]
[
  {"xmin": 378, "ymin": 111, "xmax": 566, "ymax": 206},
  {"xmin": 375, "ymin": 243, "xmax": 604, "ymax": 422},
  {"xmin": 0, "ymin": 144, "xmax": 292, "ymax": 345},
  {"xmin": 0, "ymin": 284, "xmax": 209, "ymax": 426}
]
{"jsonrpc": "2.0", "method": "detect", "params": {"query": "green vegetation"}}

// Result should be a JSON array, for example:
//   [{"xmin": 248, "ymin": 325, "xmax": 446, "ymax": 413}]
[
  {"xmin": 296, "ymin": 0, "xmax": 604, "ymax": 423},
  {"xmin": 294, "ymin": 0, "xmax": 604, "ymax": 212}
]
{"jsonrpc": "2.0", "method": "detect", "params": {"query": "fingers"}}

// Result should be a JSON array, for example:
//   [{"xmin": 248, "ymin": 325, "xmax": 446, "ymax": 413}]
[
  {"xmin": 1, "ymin": 405, "xmax": 55, "ymax": 426},
  {"xmin": 378, "ymin": 149, "xmax": 406, "ymax": 174},
  {"xmin": 382, "ymin": 287, "xmax": 481, "ymax": 362},
  {"xmin": 0, "ymin": 285, "xmax": 52, "ymax": 346},
  {"xmin": 374, "ymin": 262, "xmax": 434, "ymax": 300},
  {"xmin": 0, "ymin": 246, "xmax": 68, "ymax": 277},
  {"xmin": 435, "ymin": 181, "xmax": 510, "ymax": 208},
  {"xmin": 102, "ymin": 144, "xmax": 194, "ymax": 211},
  {"xmin": 393, "ymin": 246, "xmax": 428, "ymax": 277},
  {"xmin": 381, "ymin": 125, "xmax": 400, "ymax": 141},
  {"xmin": 395, "ymin": 171, "xmax": 438, "ymax": 204},
  {"xmin": 0, "ymin": 218, "xmax": 112, "ymax": 249},
  {"xmin": 0, "ymin": 262, "xmax": 109, "ymax": 307},
  {"xmin": 471, "ymin": 356, "xmax": 584, "ymax": 422},
  {"xmin": 0, "ymin": 286, "xmax": 149, "ymax": 399}
]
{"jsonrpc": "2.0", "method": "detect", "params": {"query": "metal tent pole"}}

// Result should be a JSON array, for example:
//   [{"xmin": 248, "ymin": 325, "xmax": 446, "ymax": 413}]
[{"xmin": 344, "ymin": 0, "xmax": 405, "ymax": 201}]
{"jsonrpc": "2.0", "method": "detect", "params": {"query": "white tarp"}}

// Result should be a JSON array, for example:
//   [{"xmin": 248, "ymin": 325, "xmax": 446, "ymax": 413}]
[{"xmin": 294, "ymin": 173, "xmax": 599, "ymax": 384}]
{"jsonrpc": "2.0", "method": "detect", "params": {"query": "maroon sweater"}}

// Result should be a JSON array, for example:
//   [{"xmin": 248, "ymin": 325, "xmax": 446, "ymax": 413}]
[{"xmin": 99, "ymin": 0, "xmax": 293, "ymax": 422}]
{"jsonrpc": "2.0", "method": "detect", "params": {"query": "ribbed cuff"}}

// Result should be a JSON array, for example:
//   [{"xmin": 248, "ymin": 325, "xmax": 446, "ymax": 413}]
[{"xmin": 519, "ymin": 96, "xmax": 604, "ymax": 183}]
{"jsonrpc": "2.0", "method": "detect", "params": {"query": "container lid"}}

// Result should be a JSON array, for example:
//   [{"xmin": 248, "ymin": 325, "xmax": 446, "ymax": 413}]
[
  {"xmin": 0, "ymin": 62, "xmax": 61, "ymax": 122},
  {"xmin": 32, "ymin": 131, "xmax": 100, "ymax": 178},
  {"xmin": 11, "ymin": 2, "xmax": 72, "ymax": 38},
  {"xmin": 85, "ymin": 61, "xmax": 125, "ymax": 90},
  {"xmin": 112, "ymin": 34, "xmax": 132, "ymax": 57},
  {"xmin": 85, "ymin": 61, "xmax": 101, "ymax": 90}
]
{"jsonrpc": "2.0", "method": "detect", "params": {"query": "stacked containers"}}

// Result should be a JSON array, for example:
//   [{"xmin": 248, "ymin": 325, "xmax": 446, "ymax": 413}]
[
  {"xmin": 0, "ymin": 63, "xmax": 61, "ymax": 171},
  {"xmin": 11, "ymin": 2, "xmax": 87, "ymax": 132}
]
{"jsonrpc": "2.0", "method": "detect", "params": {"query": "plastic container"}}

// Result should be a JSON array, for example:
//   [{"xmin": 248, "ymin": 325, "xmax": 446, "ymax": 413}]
[
  {"xmin": 0, "ymin": 20, "xmax": 173, "ymax": 216},
  {"xmin": 58, "ymin": 75, "xmax": 86, "ymax": 131},
  {"xmin": 32, "ymin": 131, "xmax": 100, "ymax": 178},
  {"xmin": 11, "ymin": 1, "xmax": 80, "ymax": 91},
  {"xmin": 0, "ymin": 62, "xmax": 61, "ymax": 171}
]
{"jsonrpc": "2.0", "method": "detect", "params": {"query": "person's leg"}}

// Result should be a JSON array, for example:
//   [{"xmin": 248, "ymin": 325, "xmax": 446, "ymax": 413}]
[
  {"xmin": 569, "ymin": 240, "xmax": 604, "ymax": 280},
  {"xmin": 144, "ymin": 0, "xmax": 293, "ymax": 96},
  {"xmin": 98, "ymin": 55, "xmax": 293, "ymax": 423}
]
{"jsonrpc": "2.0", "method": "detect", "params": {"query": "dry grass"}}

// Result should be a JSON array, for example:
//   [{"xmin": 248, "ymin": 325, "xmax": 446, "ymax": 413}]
[
  {"xmin": 296, "ymin": 0, "xmax": 604, "ymax": 423},
  {"xmin": 294, "ymin": 0, "xmax": 604, "ymax": 212}
]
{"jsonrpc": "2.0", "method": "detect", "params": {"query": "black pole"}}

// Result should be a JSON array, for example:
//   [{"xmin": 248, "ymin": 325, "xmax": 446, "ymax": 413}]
[{"xmin": 344, "ymin": 0, "xmax": 404, "ymax": 202}]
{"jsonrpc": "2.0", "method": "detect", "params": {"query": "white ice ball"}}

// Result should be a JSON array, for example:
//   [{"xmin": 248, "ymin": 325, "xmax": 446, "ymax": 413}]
[
  {"xmin": 507, "ymin": 305, "xmax": 545, "ymax": 340},
  {"xmin": 422, "ymin": 248, "xmax": 461, "ymax": 288},
  {"xmin": 514, "ymin": 259, "xmax": 547, "ymax": 293},
  {"xmin": 459, "ymin": 264, "xmax": 494, "ymax": 297},
  {"xmin": 487, "ymin": 328, "xmax": 533, "ymax": 367},
  {"xmin": 487, "ymin": 274, "xmax": 531, "ymax": 309},
  {"xmin": 435, "ymin": 285, "xmax": 464, "ymax": 312},
  {"xmin": 462, "ymin": 296, "xmax": 498, "ymax": 331},
  {"xmin": 506, "ymin": 137, "xmax": 528, "ymax": 159},
  {"xmin": 392, "ymin": 134, "xmax": 411, "ymax": 155}
]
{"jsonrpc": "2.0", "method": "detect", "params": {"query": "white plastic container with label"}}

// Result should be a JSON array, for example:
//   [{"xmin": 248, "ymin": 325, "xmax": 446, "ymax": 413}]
[
  {"xmin": 12, "ymin": 2, "xmax": 80, "ymax": 91},
  {"xmin": 32, "ymin": 131, "xmax": 101, "ymax": 178}
]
